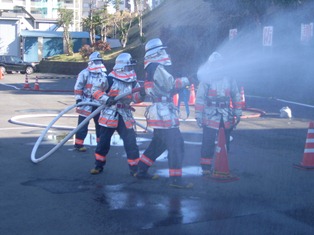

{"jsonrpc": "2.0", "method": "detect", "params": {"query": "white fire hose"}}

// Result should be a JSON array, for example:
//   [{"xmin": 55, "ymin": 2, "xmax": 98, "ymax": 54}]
[
  {"xmin": 31, "ymin": 87, "xmax": 142, "ymax": 163},
  {"xmin": 31, "ymin": 102, "xmax": 103, "ymax": 163}
]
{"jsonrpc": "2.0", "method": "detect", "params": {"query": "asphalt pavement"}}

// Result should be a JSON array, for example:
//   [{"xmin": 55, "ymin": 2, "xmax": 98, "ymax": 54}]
[{"xmin": 0, "ymin": 73, "xmax": 314, "ymax": 235}]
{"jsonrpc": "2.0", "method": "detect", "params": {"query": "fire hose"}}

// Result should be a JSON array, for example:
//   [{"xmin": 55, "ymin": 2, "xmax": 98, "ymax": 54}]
[{"xmin": 31, "ymin": 87, "xmax": 141, "ymax": 164}]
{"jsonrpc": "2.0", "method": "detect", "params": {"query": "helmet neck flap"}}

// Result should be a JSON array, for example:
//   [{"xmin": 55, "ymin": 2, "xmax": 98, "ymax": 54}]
[{"xmin": 88, "ymin": 60, "xmax": 106, "ymax": 73}]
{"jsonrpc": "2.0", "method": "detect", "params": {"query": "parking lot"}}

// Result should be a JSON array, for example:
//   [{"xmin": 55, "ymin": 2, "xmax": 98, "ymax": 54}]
[{"xmin": 1, "ymin": 73, "xmax": 313, "ymax": 235}]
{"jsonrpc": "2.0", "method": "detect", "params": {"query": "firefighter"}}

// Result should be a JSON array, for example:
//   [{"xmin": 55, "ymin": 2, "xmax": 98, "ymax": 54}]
[
  {"xmin": 195, "ymin": 51, "xmax": 242, "ymax": 175},
  {"xmin": 90, "ymin": 53, "xmax": 146, "ymax": 175},
  {"xmin": 74, "ymin": 51, "xmax": 107, "ymax": 152},
  {"xmin": 135, "ymin": 38, "xmax": 193, "ymax": 189}
]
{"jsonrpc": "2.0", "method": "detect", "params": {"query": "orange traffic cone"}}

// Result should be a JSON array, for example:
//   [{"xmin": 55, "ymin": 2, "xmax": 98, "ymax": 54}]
[
  {"xmin": 23, "ymin": 74, "xmax": 31, "ymax": 89},
  {"xmin": 210, "ymin": 126, "xmax": 239, "ymax": 182},
  {"xmin": 34, "ymin": 76, "xmax": 40, "ymax": 90},
  {"xmin": 0, "ymin": 68, "xmax": 4, "ymax": 80},
  {"xmin": 173, "ymin": 93, "xmax": 178, "ymax": 106},
  {"xmin": 188, "ymin": 84, "xmax": 195, "ymax": 105},
  {"xmin": 240, "ymin": 86, "xmax": 246, "ymax": 109},
  {"xmin": 294, "ymin": 121, "xmax": 314, "ymax": 170}
]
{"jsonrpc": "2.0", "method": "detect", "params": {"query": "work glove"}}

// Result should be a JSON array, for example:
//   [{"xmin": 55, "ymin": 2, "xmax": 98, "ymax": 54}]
[
  {"xmin": 76, "ymin": 99, "xmax": 82, "ymax": 105},
  {"xmin": 196, "ymin": 118, "xmax": 203, "ymax": 128},
  {"xmin": 106, "ymin": 97, "xmax": 117, "ymax": 106}
]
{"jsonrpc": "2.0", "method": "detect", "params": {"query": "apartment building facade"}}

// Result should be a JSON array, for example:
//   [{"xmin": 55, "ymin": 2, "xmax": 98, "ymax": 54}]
[
  {"xmin": 0, "ymin": 0, "xmax": 164, "ymax": 60},
  {"xmin": 0, "ymin": 0, "xmax": 164, "ymax": 31}
]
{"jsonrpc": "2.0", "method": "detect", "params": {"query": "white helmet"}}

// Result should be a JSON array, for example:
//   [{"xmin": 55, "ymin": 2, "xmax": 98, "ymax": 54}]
[
  {"xmin": 110, "ymin": 53, "xmax": 137, "ymax": 82},
  {"xmin": 88, "ymin": 51, "xmax": 106, "ymax": 73},
  {"xmin": 197, "ymin": 51, "xmax": 225, "ymax": 83},
  {"xmin": 89, "ymin": 51, "xmax": 102, "ymax": 61},
  {"xmin": 207, "ymin": 51, "xmax": 223, "ymax": 64},
  {"xmin": 144, "ymin": 38, "xmax": 171, "ymax": 68},
  {"xmin": 113, "ymin": 53, "xmax": 136, "ymax": 71},
  {"xmin": 145, "ymin": 38, "xmax": 166, "ymax": 57}
]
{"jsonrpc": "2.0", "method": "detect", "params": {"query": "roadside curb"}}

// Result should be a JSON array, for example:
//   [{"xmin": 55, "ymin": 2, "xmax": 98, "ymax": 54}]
[{"xmin": 28, "ymin": 76, "xmax": 76, "ymax": 80}]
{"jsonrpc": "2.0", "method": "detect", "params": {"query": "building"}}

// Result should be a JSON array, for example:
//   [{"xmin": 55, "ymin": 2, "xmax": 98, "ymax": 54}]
[
  {"xmin": 0, "ymin": 0, "xmax": 164, "ymax": 62},
  {"xmin": 0, "ymin": 0, "xmax": 165, "ymax": 30}
]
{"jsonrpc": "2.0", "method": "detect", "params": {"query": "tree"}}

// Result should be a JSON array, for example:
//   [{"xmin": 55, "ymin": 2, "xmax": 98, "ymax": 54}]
[
  {"xmin": 111, "ymin": 0, "xmax": 123, "ymax": 11},
  {"xmin": 82, "ymin": 1, "xmax": 103, "ymax": 45},
  {"xmin": 97, "ymin": 2, "xmax": 112, "ymax": 42},
  {"xmin": 134, "ymin": 0, "xmax": 147, "ymax": 40},
  {"xmin": 57, "ymin": 8, "xmax": 74, "ymax": 55},
  {"xmin": 113, "ymin": 10, "xmax": 135, "ymax": 48}
]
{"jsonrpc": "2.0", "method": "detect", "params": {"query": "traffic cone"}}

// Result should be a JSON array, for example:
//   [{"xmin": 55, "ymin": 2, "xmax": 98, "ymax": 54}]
[
  {"xmin": 294, "ymin": 121, "xmax": 314, "ymax": 170},
  {"xmin": 173, "ymin": 93, "xmax": 178, "ymax": 106},
  {"xmin": 23, "ymin": 74, "xmax": 31, "ymax": 89},
  {"xmin": 0, "ymin": 68, "xmax": 4, "ymax": 80},
  {"xmin": 210, "ymin": 126, "xmax": 239, "ymax": 182},
  {"xmin": 240, "ymin": 86, "xmax": 246, "ymax": 109},
  {"xmin": 34, "ymin": 76, "xmax": 40, "ymax": 90},
  {"xmin": 188, "ymin": 84, "xmax": 195, "ymax": 105}
]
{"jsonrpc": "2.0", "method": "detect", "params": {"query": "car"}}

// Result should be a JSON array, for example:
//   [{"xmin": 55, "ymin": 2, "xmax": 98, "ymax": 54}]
[{"xmin": 0, "ymin": 55, "xmax": 36, "ymax": 74}]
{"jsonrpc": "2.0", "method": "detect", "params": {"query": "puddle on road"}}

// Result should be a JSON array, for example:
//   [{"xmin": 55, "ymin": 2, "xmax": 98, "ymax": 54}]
[
  {"xmin": 21, "ymin": 178, "xmax": 256, "ymax": 231},
  {"xmin": 21, "ymin": 178, "xmax": 92, "ymax": 194},
  {"xmin": 94, "ymin": 183, "xmax": 203, "ymax": 228}
]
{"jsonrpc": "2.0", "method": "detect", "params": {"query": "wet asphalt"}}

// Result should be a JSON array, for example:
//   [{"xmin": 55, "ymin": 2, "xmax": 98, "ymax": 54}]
[{"xmin": 0, "ymin": 73, "xmax": 314, "ymax": 235}]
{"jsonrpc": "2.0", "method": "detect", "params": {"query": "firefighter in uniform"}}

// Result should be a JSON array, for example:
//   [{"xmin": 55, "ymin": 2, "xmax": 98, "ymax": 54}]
[
  {"xmin": 74, "ymin": 51, "xmax": 107, "ymax": 152},
  {"xmin": 135, "ymin": 38, "xmax": 193, "ymax": 189},
  {"xmin": 90, "ymin": 53, "xmax": 146, "ymax": 175},
  {"xmin": 195, "ymin": 51, "xmax": 242, "ymax": 175}
]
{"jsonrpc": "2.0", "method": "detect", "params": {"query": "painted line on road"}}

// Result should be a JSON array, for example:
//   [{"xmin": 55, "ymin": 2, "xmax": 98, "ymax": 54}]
[
  {"xmin": 0, "ymin": 126, "xmax": 35, "ymax": 130},
  {"xmin": 246, "ymin": 95, "xmax": 314, "ymax": 108},
  {"xmin": 0, "ymin": 83, "xmax": 21, "ymax": 90},
  {"xmin": 276, "ymin": 98, "xmax": 314, "ymax": 108}
]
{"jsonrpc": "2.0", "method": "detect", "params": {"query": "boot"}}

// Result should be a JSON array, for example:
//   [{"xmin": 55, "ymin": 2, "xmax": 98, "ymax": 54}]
[
  {"xmin": 74, "ymin": 145, "xmax": 87, "ymax": 152},
  {"xmin": 169, "ymin": 177, "xmax": 193, "ymax": 189},
  {"xmin": 129, "ymin": 165, "xmax": 138, "ymax": 177},
  {"xmin": 134, "ymin": 170, "xmax": 159, "ymax": 180},
  {"xmin": 202, "ymin": 165, "xmax": 213, "ymax": 176},
  {"xmin": 90, "ymin": 166, "xmax": 103, "ymax": 175}
]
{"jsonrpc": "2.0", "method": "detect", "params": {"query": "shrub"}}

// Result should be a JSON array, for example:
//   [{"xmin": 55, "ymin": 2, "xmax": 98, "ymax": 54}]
[
  {"xmin": 79, "ymin": 44, "xmax": 94, "ymax": 60},
  {"xmin": 92, "ymin": 41, "xmax": 111, "ymax": 52}
]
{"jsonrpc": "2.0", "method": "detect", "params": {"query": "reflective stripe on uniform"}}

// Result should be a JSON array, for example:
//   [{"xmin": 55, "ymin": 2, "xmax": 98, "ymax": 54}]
[
  {"xmin": 147, "ymin": 119, "xmax": 179, "ymax": 128},
  {"xmin": 74, "ymin": 90, "xmax": 83, "ymax": 95},
  {"xmin": 208, "ymin": 89, "xmax": 217, "ymax": 96},
  {"xmin": 108, "ymin": 89, "xmax": 119, "ymax": 96},
  {"xmin": 75, "ymin": 138, "xmax": 84, "ymax": 145},
  {"xmin": 76, "ymin": 109, "xmax": 92, "ymax": 116},
  {"xmin": 93, "ymin": 90, "xmax": 104, "ymax": 100},
  {"xmin": 128, "ymin": 158, "xmax": 139, "ymax": 166},
  {"xmin": 169, "ymin": 168, "xmax": 182, "ymax": 177},
  {"xmin": 125, "ymin": 120, "xmax": 135, "ymax": 129},
  {"xmin": 110, "ymin": 70, "xmax": 136, "ymax": 79},
  {"xmin": 144, "ymin": 81, "xmax": 154, "ymax": 89},
  {"xmin": 204, "ymin": 120, "xmax": 232, "ymax": 129},
  {"xmin": 98, "ymin": 117, "xmax": 118, "ymax": 127},
  {"xmin": 95, "ymin": 153, "xmax": 106, "ymax": 162},
  {"xmin": 140, "ymin": 154, "xmax": 154, "ymax": 166},
  {"xmin": 200, "ymin": 158, "xmax": 212, "ymax": 165}
]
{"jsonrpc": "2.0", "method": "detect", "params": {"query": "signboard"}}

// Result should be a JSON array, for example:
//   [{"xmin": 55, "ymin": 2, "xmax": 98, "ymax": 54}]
[{"xmin": 263, "ymin": 26, "xmax": 273, "ymax": 46}]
